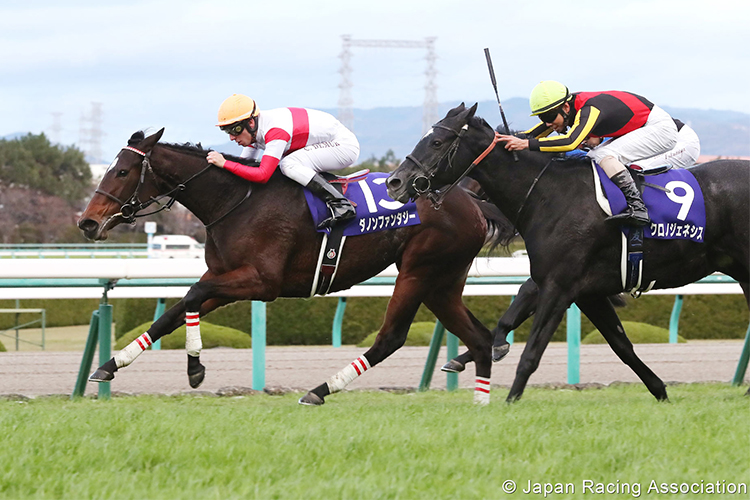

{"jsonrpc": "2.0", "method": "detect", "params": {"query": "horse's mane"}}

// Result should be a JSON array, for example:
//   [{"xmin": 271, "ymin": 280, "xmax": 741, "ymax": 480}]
[
  {"xmin": 158, "ymin": 140, "xmax": 259, "ymax": 166},
  {"xmin": 127, "ymin": 130, "xmax": 258, "ymax": 166},
  {"xmin": 484, "ymin": 122, "xmax": 592, "ymax": 167},
  {"xmin": 489, "ymin": 123, "xmax": 528, "ymax": 138}
]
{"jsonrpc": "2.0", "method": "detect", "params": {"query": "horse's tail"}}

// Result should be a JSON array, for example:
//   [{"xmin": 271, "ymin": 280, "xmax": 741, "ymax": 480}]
[{"xmin": 465, "ymin": 189, "xmax": 518, "ymax": 253}]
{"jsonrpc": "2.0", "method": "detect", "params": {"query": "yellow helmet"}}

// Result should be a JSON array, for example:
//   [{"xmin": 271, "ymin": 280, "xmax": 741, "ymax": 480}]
[
  {"xmin": 216, "ymin": 94, "xmax": 259, "ymax": 127},
  {"xmin": 529, "ymin": 81, "xmax": 570, "ymax": 116}
]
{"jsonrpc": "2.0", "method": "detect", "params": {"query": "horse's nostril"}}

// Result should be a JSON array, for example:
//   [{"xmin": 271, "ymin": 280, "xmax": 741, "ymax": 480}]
[
  {"xmin": 78, "ymin": 218, "xmax": 99, "ymax": 233},
  {"xmin": 387, "ymin": 177, "xmax": 401, "ymax": 189}
]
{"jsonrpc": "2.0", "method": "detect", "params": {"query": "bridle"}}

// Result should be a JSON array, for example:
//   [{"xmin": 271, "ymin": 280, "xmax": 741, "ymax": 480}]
[
  {"xmin": 405, "ymin": 119, "xmax": 552, "ymax": 229},
  {"xmin": 95, "ymin": 145, "xmax": 214, "ymax": 225},
  {"xmin": 405, "ymin": 122, "xmax": 500, "ymax": 209}
]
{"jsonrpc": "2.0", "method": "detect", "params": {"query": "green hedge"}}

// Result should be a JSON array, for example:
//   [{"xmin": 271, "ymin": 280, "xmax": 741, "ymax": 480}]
[
  {"xmin": 357, "ymin": 322, "xmax": 442, "ymax": 347},
  {"xmin": 115, "ymin": 321, "xmax": 251, "ymax": 350},
  {"xmin": 0, "ymin": 299, "xmax": 100, "ymax": 329},
  {"xmin": 0, "ymin": 339, "xmax": 5, "ymax": 352},
  {"xmin": 2, "ymin": 292, "xmax": 748, "ymax": 346},
  {"xmin": 582, "ymin": 321, "xmax": 686, "ymax": 344},
  {"xmin": 113, "ymin": 298, "xmax": 180, "ymax": 340}
]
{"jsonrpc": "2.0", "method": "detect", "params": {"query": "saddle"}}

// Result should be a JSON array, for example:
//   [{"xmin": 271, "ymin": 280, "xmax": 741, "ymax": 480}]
[
  {"xmin": 305, "ymin": 170, "xmax": 421, "ymax": 297},
  {"xmin": 591, "ymin": 161, "xmax": 707, "ymax": 295},
  {"xmin": 309, "ymin": 170, "xmax": 368, "ymax": 297}
]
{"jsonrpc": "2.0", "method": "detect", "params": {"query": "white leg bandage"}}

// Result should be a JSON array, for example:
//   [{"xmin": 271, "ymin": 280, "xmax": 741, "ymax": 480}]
[
  {"xmin": 185, "ymin": 311, "xmax": 202, "ymax": 357},
  {"xmin": 474, "ymin": 376, "xmax": 491, "ymax": 405},
  {"xmin": 114, "ymin": 333, "xmax": 152, "ymax": 368},
  {"xmin": 327, "ymin": 355, "xmax": 371, "ymax": 394}
]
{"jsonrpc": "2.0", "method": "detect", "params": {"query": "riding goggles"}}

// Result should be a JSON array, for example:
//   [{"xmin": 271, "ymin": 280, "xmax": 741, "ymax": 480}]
[
  {"xmin": 221, "ymin": 121, "xmax": 246, "ymax": 136},
  {"xmin": 538, "ymin": 108, "xmax": 561, "ymax": 125}
]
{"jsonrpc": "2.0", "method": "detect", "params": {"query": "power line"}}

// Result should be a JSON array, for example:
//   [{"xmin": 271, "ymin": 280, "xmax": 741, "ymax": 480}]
[
  {"xmin": 48, "ymin": 112, "xmax": 63, "ymax": 144},
  {"xmin": 338, "ymin": 35, "xmax": 438, "ymax": 133},
  {"xmin": 78, "ymin": 102, "xmax": 105, "ymax": 163}
]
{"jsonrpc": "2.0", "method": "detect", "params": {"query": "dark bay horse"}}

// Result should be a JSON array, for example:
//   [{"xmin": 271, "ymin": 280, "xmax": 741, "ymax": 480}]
[
  {"xmin": 78, "ymin": 129, "xmax": 515, "ymax": 405},
  {"xmin": 387, "ymin": 103, "xmax": 750, "ymax": 402}
]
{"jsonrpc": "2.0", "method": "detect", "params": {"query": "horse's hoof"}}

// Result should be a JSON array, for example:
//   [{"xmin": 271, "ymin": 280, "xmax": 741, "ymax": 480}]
[
  {"xmin": 298, "ymin": 392, "xmax": 325, "ymax": 406},
  {"xmin": 441, "ymin": 359, "xmax": 465, "ymax": 373},
  {"xmin": 188, "ymin": 364, "xmax": 206, "ymax": 389},
  {"xmin": 493, "ymin": 343, "xmax": 511, "ymax": 362},
  {"xmin": 89, "ymin": 368, "xmax": 114, "ymax": 383}
]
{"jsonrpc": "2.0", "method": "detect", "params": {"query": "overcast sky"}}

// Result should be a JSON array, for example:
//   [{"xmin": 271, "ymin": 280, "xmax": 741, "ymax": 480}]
[{"xmin": 1, "ymin": 0, "xmax": 748, "ymax": 161}]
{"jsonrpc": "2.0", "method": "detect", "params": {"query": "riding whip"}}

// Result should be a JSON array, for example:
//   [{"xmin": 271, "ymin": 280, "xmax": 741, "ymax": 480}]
[{"xmin": 484, "ymin": 47, "xmax": 518, "ymax": 161}]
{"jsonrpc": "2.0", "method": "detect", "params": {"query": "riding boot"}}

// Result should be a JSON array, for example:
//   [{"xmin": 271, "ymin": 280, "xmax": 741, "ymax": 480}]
[
  {"xmin": 305, "ymin": 173, "xmax": 356, "ymax": 229},
  {"xmin": 605, "ymin": 170, "xmax": 650, "ymax": 226}
]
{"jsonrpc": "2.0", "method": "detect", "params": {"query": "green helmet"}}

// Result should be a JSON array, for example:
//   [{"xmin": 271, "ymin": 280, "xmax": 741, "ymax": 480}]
[{"xmin": 529, "ymin": 80, "xmax": 571, "ymax": 116}]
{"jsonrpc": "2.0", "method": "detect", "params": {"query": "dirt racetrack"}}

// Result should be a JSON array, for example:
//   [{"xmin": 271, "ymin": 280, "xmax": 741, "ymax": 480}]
[{"xmin": 1, "ymin": 340, "xmax": 747, "ymax": 398}]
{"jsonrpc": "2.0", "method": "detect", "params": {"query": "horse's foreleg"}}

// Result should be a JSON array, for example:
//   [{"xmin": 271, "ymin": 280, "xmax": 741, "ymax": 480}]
[
  {"xmin": 182, "ymin": 298, "xmax": 234, "ymax": 388},
  {"xmin": 299, "ymin": 278, "xmax": 425, "ymax": 406},
  {"xmin": 507, "ymin": 285, "xmax": 571, "ymax": 402},
  {"xmin": 89, "ymin": 295, "xmax": 232, "ymax": 385},
  {"xmin": 445, "ymin": 278, "xmax": 540, "ymax": 372},
  {"xmin": 178, "ymin": 268, "xmax": 273, "ymax": 388},
  {"xmin": 577, "ymin": 295, "xmax": 669, "ymax": 401},
  {"xmin": 90, "ymin": 267, "xmax": 262, "ymax": 387},
  {"xmin": 423, "ymin": 291, "xmax": 493, "ymax": 405},
  {"xmin": 89, "ymin": 299, "xmax": 190, "ymax": 383}
]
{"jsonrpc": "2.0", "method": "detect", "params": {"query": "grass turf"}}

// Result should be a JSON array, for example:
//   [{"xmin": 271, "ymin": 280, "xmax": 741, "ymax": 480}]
[{"xmin": 0, "ymin": 384, "xmax": 747, "ymax": 499}]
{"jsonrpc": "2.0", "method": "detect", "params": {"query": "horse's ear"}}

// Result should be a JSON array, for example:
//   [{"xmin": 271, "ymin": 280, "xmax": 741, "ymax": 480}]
[
  {"xmin": 140, "ymin": 128, "xmax": 165, "ymax": 152},
  {"xmin": 128, "ymin": 131, "xmax": 145, "ymax": 146},
  {"xmin": 457, "ymin": 103, "xmax": 478, "ymax": 123},
  {"xmin": 446, "ymin": 103, "xmax": 467, "ymax": 118}
]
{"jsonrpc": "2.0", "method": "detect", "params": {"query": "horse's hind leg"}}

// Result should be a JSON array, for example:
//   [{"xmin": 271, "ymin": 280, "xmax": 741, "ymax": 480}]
[
  {"xmin": 507, "ymin": 284, "xmax": 573, "ymax": 402},
  {"xmin": 299, "ymin": 274, "xmax": 430, "ymax": 405},
  {"xmin": 739, "ymin": 282, "xmax": 750, "ymax": 397},
  {"xmin": 444, "ymin": 278, "xmax": 539, "ymax": 372},
  {"xmin": 422, "ymin": 288, "xmax": 493, "ymax": 404},
  {"xmin": 577, "ymin": 295, "xmax": 668, "ymax": 401}
]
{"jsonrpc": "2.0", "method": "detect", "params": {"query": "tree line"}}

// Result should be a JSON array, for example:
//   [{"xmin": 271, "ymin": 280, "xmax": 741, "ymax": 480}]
[
  {"xmin": 0, "ymin": 134, "xmax": 92, "ymax": 243},
  {"xmin": 0, "ymin": 133, "xmax": 91, "ymax": 203}
]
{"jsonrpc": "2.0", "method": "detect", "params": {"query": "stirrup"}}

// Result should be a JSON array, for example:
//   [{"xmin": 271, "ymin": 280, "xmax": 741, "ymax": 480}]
[
  {"xmin": 605, "ymin": 211, "xmax": 650, "ymax": 226},
  {"xmin": 317, "ymin": 202, "xmax": 356, "ymax": 229},
  {"xmin": 317, "ymin": 212, "xmax": 355, "ymax": 229}
]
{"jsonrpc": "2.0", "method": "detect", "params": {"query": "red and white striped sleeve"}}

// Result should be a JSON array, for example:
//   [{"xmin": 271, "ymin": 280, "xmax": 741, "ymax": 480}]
[{"xmin": 223, "ymin": 127, "xmax": 291, "ymax": 183}]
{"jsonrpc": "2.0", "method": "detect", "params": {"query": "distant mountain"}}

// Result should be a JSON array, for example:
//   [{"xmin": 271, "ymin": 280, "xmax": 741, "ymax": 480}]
[
  {"xmin": 180, "ymin": 99, "xmax": 750, "ymax": 162},
  {"xmin": 1, "ymin": 132, "xmax": 31, "ymax": 141}
]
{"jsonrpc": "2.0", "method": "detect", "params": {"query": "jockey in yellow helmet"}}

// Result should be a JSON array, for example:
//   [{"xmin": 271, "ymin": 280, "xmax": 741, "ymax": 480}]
[{"xmin": 498, "ymin": 81, "xmax": 699, "ymax": 227}]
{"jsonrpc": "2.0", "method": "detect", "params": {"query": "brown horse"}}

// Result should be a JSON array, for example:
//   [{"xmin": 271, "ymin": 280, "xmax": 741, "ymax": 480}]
[{"xmin": 78, "ymin": 129, "xmax": 514, "ymax": 404}]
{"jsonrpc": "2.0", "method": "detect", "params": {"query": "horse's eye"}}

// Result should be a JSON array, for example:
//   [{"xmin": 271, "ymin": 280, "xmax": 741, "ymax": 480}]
[
  {"xmin": 116, "ymin": 169, "xmax": 128, "ymax": 177},
  {"xmin": 431, "ymin": 140, "xmax": 442, "ymax": 148}
]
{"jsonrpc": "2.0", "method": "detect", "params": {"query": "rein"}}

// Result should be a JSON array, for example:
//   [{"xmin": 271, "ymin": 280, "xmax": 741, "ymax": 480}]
[
  {"xmin": 407, "ymin": 125, "xmax": 501, "ymax": 209},
  {"xmin": 513, "ymin": 158, "xmax": 553, "ymax": 228},
  {"xmin": 96, "ymin": 146, "xmax": 248, "ymax": 228}
]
